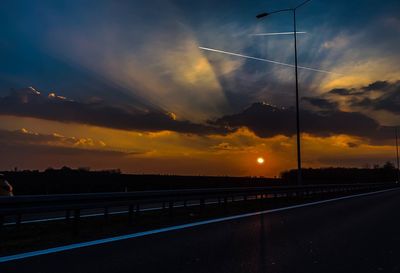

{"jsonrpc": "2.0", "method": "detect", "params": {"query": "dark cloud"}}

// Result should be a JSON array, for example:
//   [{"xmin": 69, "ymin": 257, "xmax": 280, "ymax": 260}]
[
  {"xmin": 328, "ymin": 81, "xmax": 397, "ymax": 100},
  {"xmin": 1, "ymin": 83, "xmax": 398, "ymax": 141},
  {"xmin": 374, "ymin": 96, "xmax": 400, "ymax": 113},
  {"xmin": 329, "ymin": 80, "xmax": 400, "ymax": 114},
  {"xmin": 212, "ymin": 102, "xmax": 394, "ymax": 140},
  {"xmin": 329, "ymin": 88, "xmax": 353, "ymax": 96},
  {"xmin": 0, "ymin": 87, "xmax": 230, "ymax": 135},
  {"xmin": 362, "ymin": 81, "xmax": 390, "ymax": 91},
  {"xmin": 347, "ymin": 142, "xmax": 360, "ymax": 148},
  {"xmin": 360, "ymin": 81, "xmax": 400, "ymax": 113},
  {"xmin": 302, "ymin": 97, "xmax": 339, "ymax": 111}
]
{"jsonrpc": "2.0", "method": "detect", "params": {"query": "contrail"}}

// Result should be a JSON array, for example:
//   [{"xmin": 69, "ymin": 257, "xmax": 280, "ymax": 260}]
[
  {"xmin": 199, "ymin": 46, "xmax": 341, "ymax": 75},
  {"xmin": 250, "ymin": 31, "xmax": 307, "ymax": 36}
]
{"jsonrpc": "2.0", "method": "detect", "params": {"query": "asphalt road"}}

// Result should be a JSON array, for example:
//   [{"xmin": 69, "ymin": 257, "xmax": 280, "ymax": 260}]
[{"xmin": 2, "ymin": 188, "xmax": 400, "ymax": 273}]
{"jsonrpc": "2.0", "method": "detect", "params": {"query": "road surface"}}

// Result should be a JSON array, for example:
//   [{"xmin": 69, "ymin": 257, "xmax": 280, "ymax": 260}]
[{"xmin": 1, "ymin": 188, "xmax": 400, "ymax": 273}]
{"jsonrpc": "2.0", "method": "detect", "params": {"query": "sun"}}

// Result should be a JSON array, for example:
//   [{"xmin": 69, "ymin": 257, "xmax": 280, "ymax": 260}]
[{"xmin": 257, "ymin": 157, "xmax": 265, "ymax": 164}]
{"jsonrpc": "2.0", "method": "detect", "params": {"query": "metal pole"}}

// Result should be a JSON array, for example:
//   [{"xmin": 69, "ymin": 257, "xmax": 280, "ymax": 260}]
[
  {"xmin": 293, "ymin": 9, "xmax": 302, "ymax": 185},
  {"xmin": 256, "ymin": 0, "xmax": 311, "ymax": 185},
  {"xmin": 396, "ymin": 127, "xmax": 400, "ymax": 182}
]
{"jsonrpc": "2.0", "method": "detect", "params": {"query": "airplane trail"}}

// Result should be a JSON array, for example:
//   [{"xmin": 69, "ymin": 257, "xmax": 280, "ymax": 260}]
[
  {"xmin": 250, "ymin": 31, "xmax": 307, "ymax": 36},
  {"xmin": 199, "ymin": 46, "xmax": 341, "ymax": 75}
]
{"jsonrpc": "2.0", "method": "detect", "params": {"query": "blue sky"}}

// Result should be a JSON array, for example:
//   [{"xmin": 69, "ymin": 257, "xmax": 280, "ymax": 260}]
[{"xmin": 1, "ymin": 0, "xmax": 399, "ymax": 116}]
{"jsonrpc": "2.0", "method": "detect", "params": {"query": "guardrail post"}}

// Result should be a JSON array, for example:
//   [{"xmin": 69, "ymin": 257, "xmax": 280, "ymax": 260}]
[
  {"xmin": 0, "ymin": 215, "xmax": 3, "ymax": 241},
  {"xmin": 265, "ymin": 193, "xmax": 268, "ymax": 202},
  {"xmin": 104, "ymin": 207, "xmax": 109, "ymax": 221},
  {"xmin": 135, "ymin": 204, "xmax": 140, "ymax": 218},
  {"xmin": 257, "ymin": 193, "xmax": 263, "ymax": 206},
  {"xmin": 200, "ymin": 199, "xmax": 205, "ymax": 211},
  {"xmin": 16, "ymin": 214, "xmax": 22, "ymax": 230},
  {"xmin": 129, "ymin": 204, "xmax": 134, "ymax": 223},
  {"xmin": 74, "ymin": 209, "xmax": 81, "ymax": 220},
  {"xmin": 73, "ymin": 209, "xmax": 81, "ymax": 235},
  {"xmin": 224, "ymin": 196, "xmax": 228, "ymax": 211},
  {"xmin": 298, "ymin": 190, "xmax": 303, "ymax": 199},
  {"xmin": 66, "ymin": 210, "xmax": 71, "ymax": 220},
  {"xmin": 169, "ymin": 201, "xmax": 174, "ymax": 217}
]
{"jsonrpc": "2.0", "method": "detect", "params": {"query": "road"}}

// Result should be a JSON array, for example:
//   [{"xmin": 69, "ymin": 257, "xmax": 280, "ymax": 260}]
[{"xmin": 1, "ymin": 188, "xmax": 400, "ymax": 273}]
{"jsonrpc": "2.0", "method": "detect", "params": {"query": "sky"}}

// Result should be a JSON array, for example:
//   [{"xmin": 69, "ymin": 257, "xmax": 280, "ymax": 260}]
[{"xmin": 0, "ymin": 0, "xmax": 399, "ymax": 177}]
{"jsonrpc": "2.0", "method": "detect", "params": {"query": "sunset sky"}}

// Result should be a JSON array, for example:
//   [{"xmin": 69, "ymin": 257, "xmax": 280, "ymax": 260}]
[{"xmin": 0, "ymin": 0, "xmax": 399, "ymax": 177}]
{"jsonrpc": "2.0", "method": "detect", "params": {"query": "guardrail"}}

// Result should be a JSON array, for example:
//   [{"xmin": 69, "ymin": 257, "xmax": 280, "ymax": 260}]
[{"xmin": 0, "ymin": 183, "xmax": 396, "ymax": 229}]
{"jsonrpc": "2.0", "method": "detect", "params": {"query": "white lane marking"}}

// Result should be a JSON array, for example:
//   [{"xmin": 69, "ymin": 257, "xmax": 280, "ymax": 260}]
[
  {"xmin": 0, "ymin": 187, "xmax": 397, "ymax": 263},
  {"xmin": 199, "ymin": 46, "xmax": 342, "ymax": 75}
]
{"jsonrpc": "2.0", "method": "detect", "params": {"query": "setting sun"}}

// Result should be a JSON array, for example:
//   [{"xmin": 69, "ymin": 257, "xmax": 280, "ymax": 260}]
[{"xmin": 257, "ymin": 157, "xmax": 265, "ymax": 164}]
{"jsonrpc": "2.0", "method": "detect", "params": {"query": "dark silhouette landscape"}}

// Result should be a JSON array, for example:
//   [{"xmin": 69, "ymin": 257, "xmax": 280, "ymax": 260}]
[{"xmin": 3, "ymin": 162, "xmax": 398, "ymax": 195}]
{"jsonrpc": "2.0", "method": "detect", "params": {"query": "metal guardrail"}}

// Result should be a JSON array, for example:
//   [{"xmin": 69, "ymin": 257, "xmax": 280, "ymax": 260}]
[{"xmin": 0, "ymin": 183, "xmax": 396, "ymax": 228}]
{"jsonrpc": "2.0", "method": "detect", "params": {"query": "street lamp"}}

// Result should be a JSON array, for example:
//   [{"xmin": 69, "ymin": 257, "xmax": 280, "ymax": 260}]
[
  {"xmin": 396, "ymin": 127, "xmax": 400, "ymax": 182},
  {"xmin": 256, "ymin": 0, "xmax": 312, "ymax": 185}
]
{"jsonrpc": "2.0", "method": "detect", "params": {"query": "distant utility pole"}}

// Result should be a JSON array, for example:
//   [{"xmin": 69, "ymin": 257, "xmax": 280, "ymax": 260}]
[
  {"xmin": 256, "ymin": 0, "xmax": 312, "ymax": 185},
  {"xmin": 396, "ymin": 127, "xmax": 400, "ymax": 182}
]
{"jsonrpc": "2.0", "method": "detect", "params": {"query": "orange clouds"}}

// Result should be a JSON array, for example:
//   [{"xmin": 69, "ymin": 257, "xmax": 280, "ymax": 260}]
[{"xmin": 0, "ymin": 115, "xmax": 397, "ymax": 177}]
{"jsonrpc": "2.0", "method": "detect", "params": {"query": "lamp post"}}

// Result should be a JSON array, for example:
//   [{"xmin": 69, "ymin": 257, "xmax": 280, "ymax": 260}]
[
  {"xmin": 256, "ymin": 0, "xmax": 312, "ymax": 185},
  {"xmin": 396, "ymin": 127, "xmax": 400, "ymax": 182}
]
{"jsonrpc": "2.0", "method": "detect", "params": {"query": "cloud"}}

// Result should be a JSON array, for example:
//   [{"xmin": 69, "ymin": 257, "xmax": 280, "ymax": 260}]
[
  {"xmin": 0, "ymin": 127, "xmax": 123, "ymax": 151},
  {"xmin": 362, "ymin": 81, "xmax": 391, "ymax": 91},
  {"xmin": 1, "ymin": 0, "xmax": 400, "ymax": 124},
  {"xmin": 357, "ymin": 82, "xmax": 400, "ymax": 114},
  {"xmin": 0, "ymin": 87, "xmax": 230, "ymax": 135},
  {"xmin": 0, "ymin": 128, "xmax": 142, "ymax": 171},
  {"xmin": 211, "ymin": 142, "xmax": 240, "ymax": 151},
  {"xmin": 329, "ymin": 88, "xmax": 353, "ymax": 96},
  {"xmin": 0, "ymin": 127, "xmax": 144, "ymax": 164},
  {"xmin": 302, "ymin": 97, "xmax": 339, "ymax": 111},
  {"xmin": 2, "ymin": 83, "xmax": 397, "ymax": 142},
  {"xmin": 40, "ymin": 1, "xmax": 230, "ymax": 122},
  {"xmin": 326, "ymin": 80, "xmax": 400, "ymax": 116},
  {"xmin": 211, "ymin": 102, "xmax": 394, "ymax": 141}
]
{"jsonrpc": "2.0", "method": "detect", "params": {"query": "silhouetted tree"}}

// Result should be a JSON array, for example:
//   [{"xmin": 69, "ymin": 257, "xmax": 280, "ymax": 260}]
[{"xmin": 281, "ymin": 163, "xmax": 397, "ymax": 185}]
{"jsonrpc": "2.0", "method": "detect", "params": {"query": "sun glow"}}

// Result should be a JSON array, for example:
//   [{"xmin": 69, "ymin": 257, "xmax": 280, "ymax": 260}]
[{"xmin": 257, "ymin": 157, "xmax": 265, "ymax": 164}]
